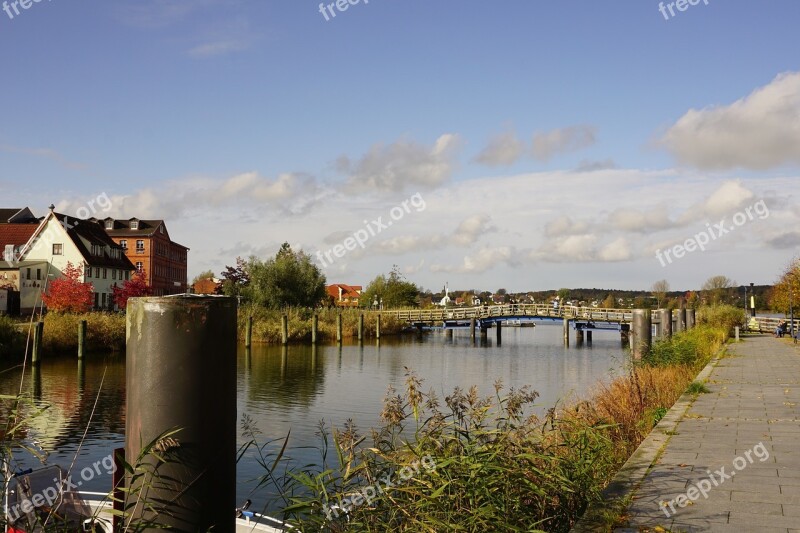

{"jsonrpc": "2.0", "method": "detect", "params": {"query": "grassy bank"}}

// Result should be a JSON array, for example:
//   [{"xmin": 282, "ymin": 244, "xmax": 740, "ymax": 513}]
[
  {"xmin": 248, "ymin": 305, "xmax": 740, "ymax": 532},
  {"xmin": 38, "ymin": 312, "xmax": 126, "ymax": 354},
  {"xmin": 239, "ymin": 305, "xmax": 406, "ymax": 344}
]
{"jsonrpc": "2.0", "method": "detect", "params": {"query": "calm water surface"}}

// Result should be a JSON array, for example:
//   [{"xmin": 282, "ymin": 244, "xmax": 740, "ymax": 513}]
[{"xmin": 0, "ymin": 325, "xmax": 629, "ymax": 514}]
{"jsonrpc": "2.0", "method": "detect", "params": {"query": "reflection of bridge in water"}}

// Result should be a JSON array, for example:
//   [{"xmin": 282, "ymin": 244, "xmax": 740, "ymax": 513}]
[{"xmin": 379, "ymin": 304, "xmax": 698, "ymax": 347}]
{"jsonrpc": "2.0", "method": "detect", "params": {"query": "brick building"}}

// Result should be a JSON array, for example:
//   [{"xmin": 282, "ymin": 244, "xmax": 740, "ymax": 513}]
[{"xmin": 98, "ymin": 217, "xmax": 189, "ymax": 296}]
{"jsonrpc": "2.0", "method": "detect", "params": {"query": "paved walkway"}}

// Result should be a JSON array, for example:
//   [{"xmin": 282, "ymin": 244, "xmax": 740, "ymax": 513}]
[{"xmin": 623, "ymin": 335, "xmax": 800, "ymax": 532}]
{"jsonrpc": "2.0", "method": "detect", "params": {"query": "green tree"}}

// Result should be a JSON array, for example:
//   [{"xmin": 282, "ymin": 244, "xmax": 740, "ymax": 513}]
[
  {"xmin": 651, "ymin": 279, "xmax": 670, "ymax": 308},
  {"xmin": 244, "ymin": 243, "xmax": 327, "ymax": 308},
  {"xmin": 557, "ymin": 288, "xmax": 571, "ymax": 302},
  {"xmin": 361, "ymin": 267, "xmax": 420, "ymax": 309},
  {"xmin": 602, "ymin": 294, "xmax": 616, "ymax": 308}
]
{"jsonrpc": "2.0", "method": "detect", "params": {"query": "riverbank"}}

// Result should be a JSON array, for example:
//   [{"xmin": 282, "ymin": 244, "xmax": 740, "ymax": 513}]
[
  {"xmin": 238, "ymin": 305, "xmax": 406, "ymax": 344},
  {"xmin": 0, "ymin": 312, "xmax": 126, "ymax": 357},
  {"xmin": 258, "ymin": 305, "xmax": 741, "ymax": 531}
]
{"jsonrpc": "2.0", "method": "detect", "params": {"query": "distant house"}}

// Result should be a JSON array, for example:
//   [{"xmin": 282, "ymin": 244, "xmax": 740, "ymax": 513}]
[
  {"xmin": 327, "ymin": 284, "xmax": 362, "ymax": 307},
  {"xmin": 99, "ymin": 217, "xmax": 189, "ymax": 296},
  {"xmin": 15, "ymin": 206, "xmax": 134, "ymax": 312}
]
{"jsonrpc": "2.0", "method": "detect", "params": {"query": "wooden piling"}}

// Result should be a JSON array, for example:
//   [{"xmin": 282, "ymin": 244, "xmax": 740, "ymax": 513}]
[
  {"xmin": 563, "ymin": 318, "xmax": 570, "ymax": 347},
  {"xmin": 281, "ymin": 314, "xmax": 288, "ymax": 345},
  {"xmin": 576, "ymin": 327, "xmax": 584, "ymax": 345},
  {"xmin": 358, "ymin": 314, "xmax": 364, "ymax": 341},
  {"xmin": 336, "ymin": 313, "xmax": 343, "ymax": 343},
  {"xmin": 470, "ymin": 318, "xmax": 476, "ymax": 341},
  {"xmin": 496, "ymin": 321, "xmax": 502, "ymax": 344},
  {"xmin": 376, "ymin": 314, "xmax": 381, "ymax": 340},
  {"xmin": 78, "ymin": 319, "xmax": 86, "ymax": 359},
  {"xmin": 32, "ymin": 320, "xmax": 43, "ymax": 365},
  {"xmin": 245, "ymin": 316, "xmax": 253, "ymax": 348},
  {"xmin": 312, "ymin": 314, "xmax": 319, "ymax": 344}
]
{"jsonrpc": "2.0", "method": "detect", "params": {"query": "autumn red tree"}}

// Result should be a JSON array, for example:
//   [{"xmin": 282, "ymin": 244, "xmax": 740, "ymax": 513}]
[
  {"xmin": 112, "ymin": 269, "xmax": 152, "ymax": 310},
  {"xmin": 42, "ymin": 262, "xmax": 94, "ymax": 313}
]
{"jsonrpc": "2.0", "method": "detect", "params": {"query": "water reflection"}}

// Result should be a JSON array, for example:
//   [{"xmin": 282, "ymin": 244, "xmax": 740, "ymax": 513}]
[{"xmin": 0, "ymin": 325, "xmax": 628, "ymax": 513}]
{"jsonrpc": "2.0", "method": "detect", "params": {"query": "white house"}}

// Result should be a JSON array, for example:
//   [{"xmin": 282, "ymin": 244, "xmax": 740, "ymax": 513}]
[{"xmin": 16, "ymin": 206, "xmax": 135, "ymax": 312}]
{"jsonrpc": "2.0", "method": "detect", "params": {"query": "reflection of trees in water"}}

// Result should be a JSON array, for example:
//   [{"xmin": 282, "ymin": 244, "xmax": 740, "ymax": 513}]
[
  {"xmin": 0, "ymin": 356, "xmax": 126, "ymax": 450},
  {"xmin": 242, "ymin": 344, "xmax": 327, "ymax": 407}
]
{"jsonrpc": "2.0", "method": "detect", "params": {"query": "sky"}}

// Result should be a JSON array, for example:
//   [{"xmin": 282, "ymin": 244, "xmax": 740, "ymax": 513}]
[{"xmin": 1, "ymin": 0, "xmax": 799, "ymax": 293}]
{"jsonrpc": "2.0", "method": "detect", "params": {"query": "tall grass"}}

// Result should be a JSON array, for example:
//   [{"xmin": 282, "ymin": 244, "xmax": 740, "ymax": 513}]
[
  {"xmin": 239, "ymin": 305, "xmax": 406, "ymax": 344},
  {"xmin": 0, "ymin": 314, "xmax": 23, "ymax": 357},
  {"xmin": 41, "ymin": 312, "xmax": 126, "ymax": 354},
  {"xmin": 244, "ymin": 306, "xmax": 735, "ymax": 532}
]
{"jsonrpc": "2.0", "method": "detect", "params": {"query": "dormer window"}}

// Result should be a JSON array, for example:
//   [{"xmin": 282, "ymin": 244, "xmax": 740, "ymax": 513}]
[
  {"xmin": 130, "ymin": 220, "xmax": 139, "ymax": 230},
  {"xmin": 105, "ymin": 219, "xmax": 114, "ymax": 230}
]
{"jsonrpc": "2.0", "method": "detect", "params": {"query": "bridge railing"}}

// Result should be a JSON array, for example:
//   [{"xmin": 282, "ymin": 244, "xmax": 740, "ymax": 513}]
[{"xmin": 378, "ymin": 304, "xmax": 641, "ymax": 323}]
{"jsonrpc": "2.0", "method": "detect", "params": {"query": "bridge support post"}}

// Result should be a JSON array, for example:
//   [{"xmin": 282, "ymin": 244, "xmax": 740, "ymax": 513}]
[
  {"xmin": 470, "ymin": 318, "xmax": 476, "ymax": 342},
  {"xmin": 563, "ymin": 318, "xmax": 570, "ymax": 347},
  {"xmin": 632, "ymin": 309, "xmax": 652, "ymax": 360},
  {"xmin": 586, "ymin": 330, "xmax": 592, "ymax": 344},
  {"xmin": 446, "ymin": 326, "xmax": 453, "ymax": 339},
  {"xmin": 620, "ymin": 324, "xmax": 630, "ymax": 346},
  {"xmin": 686, "ymin": 308, "xmax": 695, "ymax": 330},
  {"xmin": 658, "ymin": 309, "xmax": 672, "ymax": 339},
  {"xmin": 496, "ymin": 321, "xmax": 502, "ymax": 345},
  {"xmin": 576, "ymin": 327, "xmax": 584, "ymax": 345},
  {"xmin": 480, "ymin": 324, "xmax": 488, "ymax": 340}
]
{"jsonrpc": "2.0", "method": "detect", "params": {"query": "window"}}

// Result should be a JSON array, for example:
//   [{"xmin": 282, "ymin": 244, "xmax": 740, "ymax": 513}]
[
  {"xmin": 87, "ymin": 268, "xmax": 92, "ymax": 279},
  {"xmin": 26, "ymin": 268, "xmax": 30, "ymax": 280},
  {"xmin": 159, "ymin": 225, "xmax": 164, "ymax": 234},
  {"xmin": 130, "ymin": 220, "xmax": 139, "ymax": 230},
  {"xmin": 105, "ymin": 220, "xmax": 113, "ymax": 230},
  {"xmin": 120, "ymin": 239, "xmax": 127, "ymax": 249},
  {"xmin": 95, "ymin": 293, "xmax": 100, "ymax": 309},
  {"xmin": 136, "ymin": 240, "xmax": 144, "ymax": 252},
  {"xmin": 52, "ymin": 243, "xmax": 63, "ymax": 255},
  {"xmin": 125, "ymin": 270, "xmax": 130, "ymax": 280},
  {"xmin": 135, "ymin": 262, "xmax": 143, "ymax": 272},
  {"xmin": 101, "ymin": 293, "xmax": 106, "ymax": 308},
  {"xmin": 112, "ymin": 269, "xmax": 116, "ymax": 280},
  {"xmin": 36, "ymin": 268, "xmax": 41, "ymax": 280},
  {"xmin": 103, "ymin": 268, "xmax": 107, "ymax": 279},
  {"xmin": 95, "ymin": 267, "xmax": 100, "ymax": 278}
]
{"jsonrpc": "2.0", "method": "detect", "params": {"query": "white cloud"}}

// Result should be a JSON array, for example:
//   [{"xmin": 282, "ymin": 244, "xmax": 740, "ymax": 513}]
[
  {"xmin": 660, "ymin": 72, "xmax": 800, "ymax": 170},
  {"xmin": 598, "ymin": 237, "xmax": 632, "ymax": 262},
  {"xmin": 431, "ymin": 246, "xmax": 516, "ymax": 274},
  {"xmin": 607, "ymin": 205, "xmax": 673, "ymax": 233},
  {"xmin": 340, "ymin": 134, "xmax": 460, "ymax": 192},
  {"xmin": 473, "ymin": 131, "xmax": 525, "ymax": 166},
  {"xmin": 531, "ymin": 125, "xmax": 596, "ymax": 162},
  {"xmin": 370, "ymin": 214, "xmax": 494, "ymax": 254},
  {"xmin": 544, "ymin": 215, "xmax": 590, "ymax": 238}
]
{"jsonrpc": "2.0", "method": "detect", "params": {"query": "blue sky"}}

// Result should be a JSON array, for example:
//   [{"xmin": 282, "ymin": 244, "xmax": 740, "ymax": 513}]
[{"xmin": 2, "ymin": 0, "xmax": 799, "ymax": 292}]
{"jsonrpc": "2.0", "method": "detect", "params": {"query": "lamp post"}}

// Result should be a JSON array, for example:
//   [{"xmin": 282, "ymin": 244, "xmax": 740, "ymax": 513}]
[
  {"xmin": 743, "ymin": 284, "xmax": 748, "ymax": 330},
  {"xmin": 750, "ymin": 282, "xmax": 755, "ymax": 318}
]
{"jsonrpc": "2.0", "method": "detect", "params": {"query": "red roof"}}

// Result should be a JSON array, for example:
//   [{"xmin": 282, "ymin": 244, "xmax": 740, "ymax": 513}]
[
  {"xmin": 0, "ymin": 224, "xmax": 38, "ymax": 248},
  {"xmin": 327, "ymin": 284, "xmax": 362, "ymax": 301}
]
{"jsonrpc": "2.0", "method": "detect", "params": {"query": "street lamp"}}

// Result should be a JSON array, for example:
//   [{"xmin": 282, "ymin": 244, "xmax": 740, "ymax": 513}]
[
  {"xmin": 743, "ymin": 284, "xmax": 748, "ymax": 330},
  {"xmin": 749, "ymin": 282, "xmax": 755, "ymax": 318}
]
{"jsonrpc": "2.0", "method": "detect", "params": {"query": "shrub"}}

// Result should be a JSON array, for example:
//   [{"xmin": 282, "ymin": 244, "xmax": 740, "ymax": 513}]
[{"xmin": 42, "ymin": 312, "xmax": 125, "ymax": 354}]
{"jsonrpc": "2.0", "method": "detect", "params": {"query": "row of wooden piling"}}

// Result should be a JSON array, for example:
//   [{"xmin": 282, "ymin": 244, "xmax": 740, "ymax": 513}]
[
  {"xmin": 244, "ymin": 313, "xmax": 384, "ymax": 346},
  {"xmin": 29, "ymin": 319, "xmax": 88, "ymax": 364}
]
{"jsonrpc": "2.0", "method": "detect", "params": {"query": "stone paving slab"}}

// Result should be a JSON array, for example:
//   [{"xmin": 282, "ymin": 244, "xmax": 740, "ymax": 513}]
[{"xmin": 619, "ymin": 335, "xmax": 800, "ymax": 532}]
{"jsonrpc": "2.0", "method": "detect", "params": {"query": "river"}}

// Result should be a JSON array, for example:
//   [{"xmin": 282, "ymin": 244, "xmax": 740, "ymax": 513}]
[{"xmin": 0, "ymin": 323, "xmax": 629, "ymax": 516}]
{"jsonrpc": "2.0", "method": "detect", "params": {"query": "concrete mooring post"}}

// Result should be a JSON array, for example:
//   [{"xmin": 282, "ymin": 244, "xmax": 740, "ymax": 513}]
[
  {"xmin": 78, "ymin": 319, "xmax": 87, "ymax": 360},
  {"xmin": 686, "ymin": 308, "xmax": 696, "ymax": 330},
  {"xmin": 676, "ymin": 307, "xmax": 687, "ymax": 333},
  {"xmin": 281, "ymin": 314, "xmax": 289, "ymax": 345},
  {"xmin": 735, "ymin": 326, "xmax": 740, "ymax": 341},
  {"xmin": 658, "ymin": 309, "xmax": 672, "ymax": 339},
  {"xmin": 632, "ymin": 309, "xmax": 652, "ymax": 360},
  {"xmin": 126, "ymin": 295, "xmax": 236, "ymax": 532}
]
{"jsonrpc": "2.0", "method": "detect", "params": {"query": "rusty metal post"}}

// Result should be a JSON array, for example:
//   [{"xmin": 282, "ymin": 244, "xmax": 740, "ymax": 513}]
[{"xmin": 126, "ymin": 295, "xmax": 236, "ymax": 532}]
